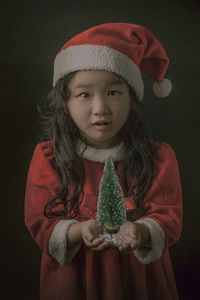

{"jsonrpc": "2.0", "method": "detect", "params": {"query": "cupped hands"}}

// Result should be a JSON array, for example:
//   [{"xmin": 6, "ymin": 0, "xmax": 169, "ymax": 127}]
[{"xmin": 81, "ymin": 220, "xmax": 146, "ymax": 252}]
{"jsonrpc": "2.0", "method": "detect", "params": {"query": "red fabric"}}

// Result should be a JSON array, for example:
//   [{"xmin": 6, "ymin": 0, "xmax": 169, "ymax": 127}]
[
  {"xmin": 25, "ymin": 141, "xmax": 182, "ymax": 300},
  {"xmin": 58, "ymin": 23, "xmax": 169, "ymax": 82}
]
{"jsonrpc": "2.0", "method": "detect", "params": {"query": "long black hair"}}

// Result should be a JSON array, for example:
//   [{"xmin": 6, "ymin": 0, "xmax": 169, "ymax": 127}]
[{"xmin": 37, "ymin": 72, "xmax": 156, "ymax": 219}]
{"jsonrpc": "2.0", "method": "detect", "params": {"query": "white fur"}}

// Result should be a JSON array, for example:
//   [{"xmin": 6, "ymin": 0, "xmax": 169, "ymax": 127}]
[
  {"xmin": 77, "ymin": 141, "xmax": 124, "ymax": 163},
  {"xmin": 133, "ymin": 218, "xmax": 165, "ymax": 264},
  {"xmin": 49, "ymin": 219, "xmax": 82, "ymax": 265},
  {"xmin": 53, "ymin": 44, "xmax": 144, "ymax": 101},
  {"xmin": 152, "ymin": 78, "xmax": 172, "ymax": 98}
]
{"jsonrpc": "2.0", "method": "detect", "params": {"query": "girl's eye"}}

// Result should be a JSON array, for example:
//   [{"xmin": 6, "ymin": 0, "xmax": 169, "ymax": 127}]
[
  {"xmin": 78, "ymin": 92, "xmax": 90, "ymax": 99},
  {"xmin": 108, "ymin": 90, "xmax": 121, "ymax": 96}
]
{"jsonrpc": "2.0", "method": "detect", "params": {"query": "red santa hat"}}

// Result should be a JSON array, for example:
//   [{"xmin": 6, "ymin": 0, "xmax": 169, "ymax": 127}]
[{"xmin": 53, "ymin": 23, "xmax": 172, "ymax": 101}]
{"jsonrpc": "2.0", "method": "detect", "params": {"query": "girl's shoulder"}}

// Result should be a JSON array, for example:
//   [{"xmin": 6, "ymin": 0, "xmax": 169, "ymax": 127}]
[
  {"xmin": 31, "ymin": 140, "xmax": 55, "ymax": 166},
  {"xmin": 35, "ymin": 140, "xmax": 53, "ymax": 155},
  {"xmin": 152, "ymin": 140, "xmax": 176, "ymax": 157},
  {"xmin": 152, "ymin": 140, "xmax": 175, "ymax": 154},
  {"xmin": 27, "ymin": 141, "xmax": 60, "ymax": 188},
  {"xmin": 151, "ymin": 140, "xmax": 179, "ymax": 170}
]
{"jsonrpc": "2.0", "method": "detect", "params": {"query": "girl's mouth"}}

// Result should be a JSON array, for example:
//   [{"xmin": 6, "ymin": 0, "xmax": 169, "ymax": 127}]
[{"xmin": 92, "ymin": 120, "xmax": 111, "ymax": 130}]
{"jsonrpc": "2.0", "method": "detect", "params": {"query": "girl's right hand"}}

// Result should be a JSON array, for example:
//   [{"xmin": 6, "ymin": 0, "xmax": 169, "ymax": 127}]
[{"xmin": 81, "ymin": 220, "xmax": 113, "ymax": 251}]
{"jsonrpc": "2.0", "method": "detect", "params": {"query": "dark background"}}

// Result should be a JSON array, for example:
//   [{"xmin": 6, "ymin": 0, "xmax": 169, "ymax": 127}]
[{"xmin": 1, "ymin": 0, "xmax": 200, "ymax": 299}]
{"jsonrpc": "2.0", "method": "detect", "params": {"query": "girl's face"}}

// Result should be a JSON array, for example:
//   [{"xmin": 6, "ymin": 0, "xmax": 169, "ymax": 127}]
[{"xmin": 66, "ymin": 70, "xmax": 131, "ymax": 149}]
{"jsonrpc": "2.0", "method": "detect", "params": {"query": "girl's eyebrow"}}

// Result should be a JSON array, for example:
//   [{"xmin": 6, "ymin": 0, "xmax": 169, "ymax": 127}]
[
  {"xmin": 107, "ymin": 79, "xmax": 124, "ymax": 86},
  {"xmin": 74, "ymin": 79, "xmax": 124, "ymax": 90}
]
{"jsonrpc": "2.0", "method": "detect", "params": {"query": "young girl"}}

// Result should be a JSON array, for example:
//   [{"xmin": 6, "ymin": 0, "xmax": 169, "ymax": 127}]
[{"xmin": 25, "ymin": 23, "xmax": 182, "ymax": 300}]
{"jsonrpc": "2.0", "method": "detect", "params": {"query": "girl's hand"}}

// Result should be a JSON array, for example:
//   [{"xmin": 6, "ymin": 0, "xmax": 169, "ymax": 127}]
[
  {"xmin": 113, "ymin": 221, "xmax": 150, "ymax": 252},
  {"xmin": 81, "ymin": 220, "xmax": 113, "ymax": 251}
]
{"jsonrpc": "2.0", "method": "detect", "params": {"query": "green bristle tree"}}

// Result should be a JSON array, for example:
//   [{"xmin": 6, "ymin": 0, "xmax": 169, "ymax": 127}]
[{"xmin": 97, "ymin": 156, "xmax": 127, "ymax": 234}]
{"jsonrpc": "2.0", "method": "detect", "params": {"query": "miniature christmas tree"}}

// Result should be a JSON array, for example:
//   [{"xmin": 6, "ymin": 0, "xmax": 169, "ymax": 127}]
[{"xmin": 97, "ymin": 156, "xmax": 126, "ymax": 234}]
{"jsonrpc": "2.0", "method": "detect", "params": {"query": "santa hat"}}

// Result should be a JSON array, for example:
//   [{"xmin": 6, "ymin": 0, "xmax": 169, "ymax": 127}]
[{"xmin": 53, "ymin": 23, "xmax": 172, "ymax": 101}]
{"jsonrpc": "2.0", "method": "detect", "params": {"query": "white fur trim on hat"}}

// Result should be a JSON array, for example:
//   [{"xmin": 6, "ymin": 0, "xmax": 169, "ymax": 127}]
[
  {"xmin": 152, "ymin": 78, "xmax": 172, "ymax": 98},
  {"xmin": 53, "ymin": 44, "xmax": 144, "ymax": 101},
  {"xmin": 133, "ymin": 218, "xmax": 165, "ymax": 264}
]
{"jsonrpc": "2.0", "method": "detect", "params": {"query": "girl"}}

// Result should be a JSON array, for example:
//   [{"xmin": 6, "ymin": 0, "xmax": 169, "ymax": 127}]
[{"xmin": 25, "ymin": 23, "xmax": 182, "ymax": 300}]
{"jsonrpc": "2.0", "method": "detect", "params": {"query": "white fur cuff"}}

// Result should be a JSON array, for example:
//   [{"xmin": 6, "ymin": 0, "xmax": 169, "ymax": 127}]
[
  {"xmin": 133, "ymin": 218, "xmax": 165, "ymax": 264},
  {"xmin": 48, "ymin": 219, "xmax": 81, "ymax": 265}
]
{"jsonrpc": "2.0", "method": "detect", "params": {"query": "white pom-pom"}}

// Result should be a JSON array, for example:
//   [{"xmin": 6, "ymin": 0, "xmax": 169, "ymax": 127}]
[{"xmin": 152, "ymin": 78, "xmax": 172, "ymax": 98}]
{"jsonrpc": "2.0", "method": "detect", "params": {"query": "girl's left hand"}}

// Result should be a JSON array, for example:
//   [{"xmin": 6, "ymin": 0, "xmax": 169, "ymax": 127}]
[{"xmin": 112, "ymin": 221, "xmax": 142, "ymax": 252}]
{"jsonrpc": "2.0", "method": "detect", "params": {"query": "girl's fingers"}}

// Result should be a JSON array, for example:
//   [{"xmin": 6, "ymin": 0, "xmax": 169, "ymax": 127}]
[
  {"xmin": 83, "ymin": 236, "xmax": 105, "ymax": 248},
  {"xmin": 91, "ymin": 237, "xmax": 105, "ymax": 246},
  {"xmin": 119, "ymin": 241, "xmax": 138, "ymax": 251},
  {"xmin": 117, "ymin": 234, "xmax": 139, "ymax": 251},
  {"xmin": 83, "ymin": 228, "xmax": 99, "ymax": 242},
  {"xmin": 84, "ymin": 233, "xmax": 93, "ymax": 243},
  {"xmin": 82, "ymin": 236, "xmax": 91, "ymax": 247},
  {"xmin": 91, "ymin": 241, "xmax": 110, "ymax": 251}
]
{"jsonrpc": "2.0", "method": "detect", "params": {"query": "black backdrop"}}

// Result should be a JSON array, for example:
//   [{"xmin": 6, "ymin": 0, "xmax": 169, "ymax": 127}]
[{"xmin": 1, "ymin": 0, "xmax": 200, "ymax": 299}]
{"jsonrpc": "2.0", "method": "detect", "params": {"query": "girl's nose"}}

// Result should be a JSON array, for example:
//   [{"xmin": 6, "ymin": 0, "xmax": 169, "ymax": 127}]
[{"xmin": 92, "ymin": 95, "xmax": 110, "ymax": 116}]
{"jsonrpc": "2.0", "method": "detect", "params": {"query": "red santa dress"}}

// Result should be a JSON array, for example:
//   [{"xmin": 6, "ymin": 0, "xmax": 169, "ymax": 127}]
[{"xmin": 25, "ymin": 140, "xmax": 182, "ymax": 300}]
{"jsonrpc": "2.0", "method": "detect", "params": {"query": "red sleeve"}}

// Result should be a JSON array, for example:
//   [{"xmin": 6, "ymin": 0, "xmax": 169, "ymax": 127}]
[
  {"xmin": 24, "ymin": 141, "xmax": 61, "ymax": 255},
  {"xmin": 142, "ymin": 142, "xmax": 183, "ymax": 247}
]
